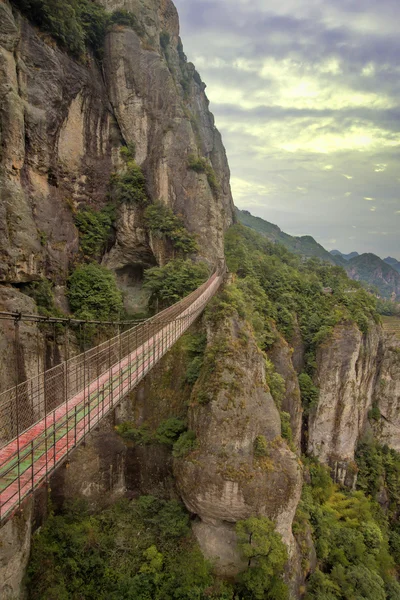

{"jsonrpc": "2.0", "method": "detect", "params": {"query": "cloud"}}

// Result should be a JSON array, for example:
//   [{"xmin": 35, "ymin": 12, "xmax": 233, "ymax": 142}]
[{"xmin": 175, "ymin": 0, "xmax": 400, "ymax": 258}]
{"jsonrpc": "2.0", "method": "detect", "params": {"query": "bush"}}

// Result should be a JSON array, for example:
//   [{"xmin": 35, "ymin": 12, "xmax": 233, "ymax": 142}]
[
  {"xmin": 156, "ymin": 418, "xmax": 186, "ymax": 446},
  {"xmin": 298, "ymin": 373, "xmax": 319, "ymax": 414},
  {"xmin": 368, "ymin": 403, "xmax": 381, "ymax": 422},
  {"xmin": 144, "ymin": 203, "xmax": 198, "ymax": 254},
  {"xmin": 110, "ymin": 160, "xmax": 149, "ymax": 206},
  {"xmin": 74, "ymin": 204, "xmax": 115, "ymax": 257},
  {"xmin": 68, "ymin": 263, "xmax": 123, "ymax": 321},
  {"xmin": 110, "ymin": 9, "xmax": 138, "ymax": 30},
  {"xmin": 77, "ymin": 0, "xmax": 109, "ymax": 58},
  {"xmin": 115, "ymin": 422, "xmax": 153, "ymax": 445},
  {"xmin": 160, "ymin": 30, "xmax": 170, "ymax": 50},
  {"xmin": 265, "ymin": 359, "xmax": 285, "ymax": 408},
  {"xmin": 172, "ymin": 430, "xmax": 198, "ymax": 458},
  {"xmin": 254, "ymin": 435, "xmax": 268, "ymax": 457},
  {"xmin": 187, "ymin": 154, "xmax": 219, "ymax": 194},
  {"xmin": 24, "ymin": 279, "xmax": 59, "ymax": 316},
  {"xmin": 120, "ymin": 142, "xmax": 136, "ymax": 161},
  {"xmin": 143, "ymin": 259, "xmax": 209, "ymax": 309},
  {"xmin": 280, "ymin": 411, "xmax": 293, "ymax": 444}
]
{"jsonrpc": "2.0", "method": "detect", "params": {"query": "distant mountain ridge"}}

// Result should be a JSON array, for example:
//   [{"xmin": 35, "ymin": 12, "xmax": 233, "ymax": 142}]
[
  {"xmin": 330, "ymin": 250, "xmax": 359, "ymax": 261},
  {"xmin": 384, "ymin": 257, "xmax": 400, "ymax": 274},
  {"xmin": 236, "ymin": 209, "xmax": 341, "ymax": 264},
  {"xmin": 236, "ymin": 208, "xmax": 400, "ymax": 301},
  {"xmin": 345, "ymin": 253, "xmax": 400, "ymax": 300}
]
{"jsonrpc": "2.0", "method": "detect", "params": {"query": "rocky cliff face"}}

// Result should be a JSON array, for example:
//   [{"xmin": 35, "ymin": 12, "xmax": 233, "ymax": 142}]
[
  {"xmin": 175, "ymin": 315, "xmax": 302, "ymax": 577},
  {"xmin": 371, "ymin": 331, "xmax": 400, "ymax": 451},
  {"xmin": 0, "ymin": 0, "xmax": 234, "ymax": 295},
  {"xmin": 268, "ymin": 330, "xmax": 303, "ymax": 451},
  {"xmin": 308, "ymin": 321, "xmax": 382, "ymax": 480},
  {"xmin": 306, "ymin": 319, "xmax": 400, "ymax": 483}
]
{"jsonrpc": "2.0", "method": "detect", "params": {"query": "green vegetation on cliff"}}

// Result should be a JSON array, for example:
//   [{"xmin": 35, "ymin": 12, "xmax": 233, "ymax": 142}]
[
  {"xmin": 188, "ymin": 154, "xmax": 219, "ymax": 194},
  {"xmin": 11, "ymin": 0, "xmax": 142, "ymax": 59},
  {"xmin": 236, "ymin": 517, "xmax": 289, "ymax": 599},
  {"xmin": 294, "ymin": 459, "xmax": 400, "ymax": 600},
  {"xmin": 68, "ymin": 263, "xmax": 123, "ymax": 321},
  {"xmin": 27, "ymin": 496, "xmax": 234, "ymax": 600},
  {"xmin": 225, "ymin": 224, "xmax": 378, "ymax": 374},
  {"xmin": 143, "ymin": 259, "xmax": 209, "ymax": 309},
  {"xmin": 27, "ymin": 497, "xmax": 289, "ymax": 599},
  {"xmin": 236, "ymin": 209, "xmax": 400, "ymax": 304},
  {"xmin": 74, "ymin": 204, "xmax": 115, "ymax": 258},
  {"xmin": 144, "ymin": 203, "xmax": 198, "ymax": 254},
  {"xmin": 110, "ymin": 160, "xmax": 149, "ymax": 207}
]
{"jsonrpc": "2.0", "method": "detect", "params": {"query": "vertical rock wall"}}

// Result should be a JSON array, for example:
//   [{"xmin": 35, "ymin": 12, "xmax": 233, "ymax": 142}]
[
  {"xmin": 308, "ymin": 322, "xmax": 381, "ymax": 470},
  {"xmin": 175, "ymin": 316, "xmax": 302, "ymax": 577}
]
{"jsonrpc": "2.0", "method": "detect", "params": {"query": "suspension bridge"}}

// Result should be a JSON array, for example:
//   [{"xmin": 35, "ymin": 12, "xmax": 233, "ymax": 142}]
[{"xmin": 0, "ymin": 267, "xmax": 224, "ymax": 526}]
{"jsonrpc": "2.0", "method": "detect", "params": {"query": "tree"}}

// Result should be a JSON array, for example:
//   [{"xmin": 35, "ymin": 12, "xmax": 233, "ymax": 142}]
[
  {"xmin": 68, "ymin": 263, "xmax": 123, "ymax": 320},
  {"xmin": 236, "ymin": 517, "xmax": 288, "ymax": 600},
  {"xmin": 143, "ymin": 259, "xmax": 209, "ymax": 309}
]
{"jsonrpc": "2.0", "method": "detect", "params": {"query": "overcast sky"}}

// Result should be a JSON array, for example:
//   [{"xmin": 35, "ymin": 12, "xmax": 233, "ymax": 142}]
[{"xmin": 174, "ymin": 0, "xmax": 400, "ymax": 259}]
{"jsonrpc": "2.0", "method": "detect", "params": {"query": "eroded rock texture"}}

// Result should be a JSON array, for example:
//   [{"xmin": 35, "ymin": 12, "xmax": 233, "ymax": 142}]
[
  {"xmin": 0, "ymin": 500, "xmax": 32, "ymax": 600},
  {"xmin": 0, "ymin": 0, "xmax": 234, "ymax": 296},
  {"xmin": 372, "ymin": 331, "xmax": 400, "ymax": 451},
  {"xmin": 308, "ymin": 321, "xmax": 382, "ymax": 480},
  {"xmin": 268, "ymin": 330, "xmax": 303, "ymax": 451},
  {"xmin": 175, "ymin": 316, "xmax": 302, "ymax": 577}
]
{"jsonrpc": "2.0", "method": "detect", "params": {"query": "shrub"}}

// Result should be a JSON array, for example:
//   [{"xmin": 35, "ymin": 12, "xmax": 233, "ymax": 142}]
[
  {"xmin": 115, "ymin": 422, "xmax": 153, "ymax": 445},
  {"xmin": 110, "ymin": 160, "xmax": 149, "ymax": 206},
  {"xmin": 74, "ymin": 204, "xmax": 115, "ymax": 257},
  {"xmin": 280, "ymin": 411, "xmax": 293, "ymax": 444},
  {"xmin": 185, "ymin": 356, "xmax": 204, "ymax": 385},
  {"xmin": 368, "ymin": 403, "xmax": 381, "ymax": 422},
  {"xmin": 143, "ymin": 259, "xmax": 209, "ymax": 309},
  {"xmin": 110, "ymin": 9, "xmax": 138, "ymax": 29},
  {"xmin": 24, "ymin": 279, "xmax": 56, "ymax": 315},
  {"xmin": 187, "ymin": 154, "xmax": 219, "ymax": 194},
  {"xmin": 265, "ymin": 359, "xmax": 286, "ymax": 408},
  {"xmin": 144, "ymin": 203, "xmax": 198, "ymax": 254},
  {"xmin": 156, "ymin": 418, "xmax": 186, "ymax": 446},
  {"xmin": 254, "ymin": 435, "xmax": 268, "ymax": 457},
  {"xmin": 160, "ymin": 30, "xmax": 170, "ymax": 50},
  {"xmin": 12, "ymin": 0, "xmax": 110, "ymax": 59},
  {"xmin": 298, "ymin": 373, "xmax": 319, "ymax": 414},
  {"xmin": 77, "ymin": 0, "xmax": 109, "ymax": 58},
  {"xmin": 68, "ymin": 263, "xmax": 123, "ymax": 321},
  {"xmin": 172, "ymin": 430, "xmax": 198, "ymax": 458},
  {"xmin": 120, "ymin": 142, "xmax": 136, "ymax": 161}
]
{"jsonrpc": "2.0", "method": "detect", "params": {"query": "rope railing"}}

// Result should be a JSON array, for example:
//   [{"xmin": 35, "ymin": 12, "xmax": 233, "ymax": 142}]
[{"xmin": 0, "ymin": 266, "xmax": 225, "ymax": 526}]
